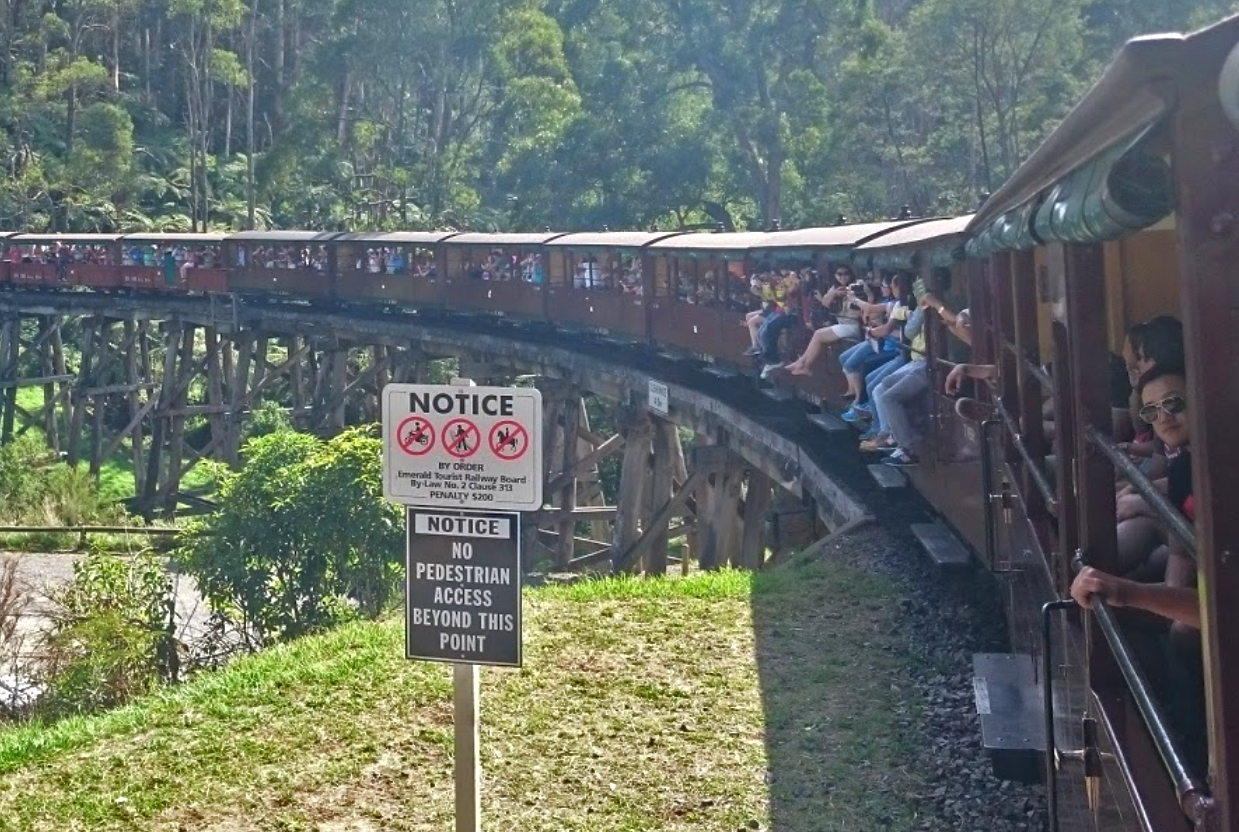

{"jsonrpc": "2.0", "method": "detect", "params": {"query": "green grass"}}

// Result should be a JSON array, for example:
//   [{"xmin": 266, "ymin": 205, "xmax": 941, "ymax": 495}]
[{"xmin": 0, "ymin": 561, "xmax": 926, "ymax": 831}]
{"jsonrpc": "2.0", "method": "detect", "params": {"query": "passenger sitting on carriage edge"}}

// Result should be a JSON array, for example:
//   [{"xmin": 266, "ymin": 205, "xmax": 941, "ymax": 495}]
[
  {"xmin": 781, "ymin": 264, "xmax": 865, "ymax": 374},
  {"xmin": 835, "ymin": 274, "xmax": 912, "ymax": 413},
  {"xmin": 758, "ymin": 272, "xmax": 804, "ymax": 378}
]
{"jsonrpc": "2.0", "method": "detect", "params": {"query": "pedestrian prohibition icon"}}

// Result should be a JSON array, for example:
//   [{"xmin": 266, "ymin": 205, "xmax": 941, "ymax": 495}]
[
  {"xmin": 489, "ymin": 420, "xmax": 529, "ymax": 460},
  {"xmin": 397, "ymin": 415, "xmax": 436, "ymax": 456},
  {"xmin": 443, "ymin": 418, "xmax": 481, "ymax": 459}
]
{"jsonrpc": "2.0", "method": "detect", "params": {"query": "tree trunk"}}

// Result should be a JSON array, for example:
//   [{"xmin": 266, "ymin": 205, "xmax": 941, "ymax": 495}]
[{"xmin": 246, "ymin": 0, "xmax": 257, "ymax": 228}]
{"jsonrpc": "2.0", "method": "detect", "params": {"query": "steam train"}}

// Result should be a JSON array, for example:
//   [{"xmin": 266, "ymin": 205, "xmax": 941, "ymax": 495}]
[{"xmin": 5, "ymin": 12, "xmax": 1239, "ymax": 832}]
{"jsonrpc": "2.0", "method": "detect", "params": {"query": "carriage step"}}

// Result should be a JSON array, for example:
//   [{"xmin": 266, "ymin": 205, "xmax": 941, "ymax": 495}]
[
  {"xmin": 973, "ymin": 653, "xmax": 1045, "ymax": 784},
  {"xmin": 657, "ymin": 350, "xmax": 689, "ymax": 362},
  {"xmin": 867, "ymin": 463, "xmax": 907, "ymax": 490},
  {"xmin": 702, "ymin": 364, "xmax": 739, "ymax": 380},
  {"xmin": 806, "ymin": 412, "xmax": 850, "ymax": 433},
  {"xmin": 762, "ymin": 386, "xmax": 796, "ymax": 403},
  {"xmin": 910, "ymin": 522, "xmax": 973, "ymax": 570}
]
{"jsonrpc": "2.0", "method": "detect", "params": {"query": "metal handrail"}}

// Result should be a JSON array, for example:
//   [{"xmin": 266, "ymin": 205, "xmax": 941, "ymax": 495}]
[
  {"xmin": 1001, "ymin": 338, "xmax": 1053, "ymax": 389},
  {"xmin": 1083, "ymin": 425, "xmax": 1197, "ymax": 559},
  {"xmin": 993, "ymin": 397, "xmax": 1059, "ymax": 516},
  {"xmin": 1090, "ymin": 598, "xmax": 1214, "ymax": 827}
]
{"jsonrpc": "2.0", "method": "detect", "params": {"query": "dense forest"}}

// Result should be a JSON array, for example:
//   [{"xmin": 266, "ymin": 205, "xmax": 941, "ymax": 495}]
[{"xmin": 0, "ymin": 0, "xmax": 1234, "ymax": 234}]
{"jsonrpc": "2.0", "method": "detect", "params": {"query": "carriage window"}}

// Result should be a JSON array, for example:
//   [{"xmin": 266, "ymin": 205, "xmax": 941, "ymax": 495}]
[
  {"xmin": 237, "ymin": 243, "xmax": 328, "ymax": 270},
  {"xmin": 124, "ymin": 244, "xmax": 220, "ymax": 270},
  {"xmin": 14, "ymin": 243, "xmax": 115, "ymax": 265}
]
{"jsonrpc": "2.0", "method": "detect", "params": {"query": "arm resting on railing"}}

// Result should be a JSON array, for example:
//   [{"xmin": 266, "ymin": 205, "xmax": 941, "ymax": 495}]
[{"xmin": 1071, "ymin": 566, "xmax": 1201, "ymax": 630}]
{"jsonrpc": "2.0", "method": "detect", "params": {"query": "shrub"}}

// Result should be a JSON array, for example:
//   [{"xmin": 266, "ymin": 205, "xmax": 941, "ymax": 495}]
[
  {"xmin": 178, "ymin": 425, "xmax": 403, "ymax": 647},
  {"xmin": 0, "ymin": 433, "xmax": 125, "ymax": 528},
  {"xmin": 37, "ymin": 551, "xmax": 176, "ymax": 718}
]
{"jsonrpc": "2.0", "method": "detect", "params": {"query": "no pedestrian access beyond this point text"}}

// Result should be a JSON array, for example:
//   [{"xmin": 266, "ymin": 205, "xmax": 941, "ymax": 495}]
[{"xmin": 382, "ymin": 383, "xmax": 543, "ymax": 512}]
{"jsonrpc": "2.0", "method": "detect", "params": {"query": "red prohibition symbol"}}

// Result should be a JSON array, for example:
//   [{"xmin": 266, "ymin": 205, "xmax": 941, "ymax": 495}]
[
  {"xmin": 489, "ymin": 420, "xmax": 529, "ymax": 460},
  {"xmin": 442, "ymin": 418, "xmax": 481, "ymax": 459},
  {"xmin": 397, "ymin": 415, "xmax": 435, "ymax": 456}
]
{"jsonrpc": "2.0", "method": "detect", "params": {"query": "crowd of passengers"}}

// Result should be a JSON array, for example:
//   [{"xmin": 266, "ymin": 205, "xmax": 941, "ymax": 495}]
[
  {"xmin": 7, "ymin": 243, "xmax": 112, "ymax": 265},
  {"xmin": 350, "ymin": 248, "xmax": 437, "ymax": 277},
  {"xmin": 918, "ymin": 313, "xmax": 1206, "ymax": 774},
  {"xmin": 235, "ymin": 245, "xmax": 329, "ymax": 270},
  {"xmin": 743, "ymin": 270, "xmax": 1207, "ymax": 770}
]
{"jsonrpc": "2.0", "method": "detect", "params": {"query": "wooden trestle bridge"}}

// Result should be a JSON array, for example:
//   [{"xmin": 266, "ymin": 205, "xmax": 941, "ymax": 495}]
[{"xmin": 0, "ymin": 292, "xmax": 869, "ymax": 572}]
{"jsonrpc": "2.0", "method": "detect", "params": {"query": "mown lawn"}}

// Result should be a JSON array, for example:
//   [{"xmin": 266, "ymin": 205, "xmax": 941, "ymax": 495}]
[{"xmin": 0, "ymin": 559, "xmax": 925, "ymax": 832}]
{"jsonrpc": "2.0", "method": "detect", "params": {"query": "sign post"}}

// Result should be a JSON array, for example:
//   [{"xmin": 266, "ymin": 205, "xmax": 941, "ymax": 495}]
[{"xmin": 383, "ymin": 378, "xmax": 539, "ymax": 832}]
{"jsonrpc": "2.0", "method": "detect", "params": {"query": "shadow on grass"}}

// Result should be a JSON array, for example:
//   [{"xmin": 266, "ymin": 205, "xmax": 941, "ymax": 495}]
[{"xmin": 749, "ymin": 554, "xmax": 923, "ymax": 832}]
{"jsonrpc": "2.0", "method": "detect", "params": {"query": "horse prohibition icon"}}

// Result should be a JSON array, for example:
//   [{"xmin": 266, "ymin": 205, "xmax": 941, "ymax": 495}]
[{"xmin": 489, "ymin": 421, "xmax": 529, "ymax": 460}]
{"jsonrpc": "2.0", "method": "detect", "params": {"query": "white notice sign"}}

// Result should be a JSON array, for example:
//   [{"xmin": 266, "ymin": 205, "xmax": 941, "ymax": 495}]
[
  {"xmin": 648, "ymin": 380, "xmax": 669, "ymax": 416},
  {"xmin": 383, "ymin": 384, "xmax": 543, "ymax": 512}
]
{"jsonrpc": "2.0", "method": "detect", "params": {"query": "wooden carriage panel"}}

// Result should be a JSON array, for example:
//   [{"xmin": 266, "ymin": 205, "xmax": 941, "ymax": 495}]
[
  {"xmin": 470, "ymin": 279, "xmax": 547, "ymax": 319},
  {"xmin": 9, "ymin": 264, "xmax": 58, "ymax": 287},
  {"xmin": 229, "ymin": 267, "xmax": 332, "ymax": 299},
  {"xmin": 339, "ymin": 271, "xmax": 445, "ymax": 307},
  {"xmin": 185, "ymin": 268, "xmax": 228, "ymax": 293},
  {"xmin": 648, "ymin": 299, "xmax": 724, "ymax": 357},
  {"xmin": 546, "ymin": 288, "xmax": 645, "ymax": 339},
  {"xmin": 73, "ymin": 264, "xmax": 121, "ymax": 289}
]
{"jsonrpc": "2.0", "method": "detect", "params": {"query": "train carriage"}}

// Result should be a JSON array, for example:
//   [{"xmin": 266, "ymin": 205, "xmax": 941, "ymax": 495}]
[
  {"xmin": 223, "ymin": 230, "xmax": 339, "ymax": 300},
  {"xmin": 645, "ymin": 231, "xmax": 771, "ymax": 359},
  {"xmin": 118, "ymin": 232, "xmax": 228, "ymax": 293},
  {"xmin": 953, "ymin": 14, "xmax": 1239, "ymax": 832},
  {"xmin": 542, "ymin": 231, "xmax": 685, "ymax": 340},
  {"xmin": 440, "ymin": 232, "xmax": 565, "ymax": 319},
  {"xmin": 6, "ymin": 234, "xmax": 122, "ymax": 290},
  {"xmin": 747, "ymin": 220, "xmax": 934, "ymax": 398},
  {"xmin": 333, "ymin": 231, "xmax": 456, "ymax": 309}
]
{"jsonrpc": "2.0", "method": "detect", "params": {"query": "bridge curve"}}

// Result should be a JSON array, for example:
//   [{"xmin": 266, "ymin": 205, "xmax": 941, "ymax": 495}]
[{"xmin": 0, "ymin": 290, "xmax": 870, "ymax": 569}]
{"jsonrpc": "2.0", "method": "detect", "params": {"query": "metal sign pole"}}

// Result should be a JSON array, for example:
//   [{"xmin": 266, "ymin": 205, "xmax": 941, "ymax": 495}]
[{"xmin": 450, "ymin": 377, "xmax": 481, "ymax": 832}]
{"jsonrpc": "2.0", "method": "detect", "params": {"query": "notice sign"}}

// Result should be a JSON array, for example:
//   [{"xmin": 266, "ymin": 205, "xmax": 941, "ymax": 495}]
[
  {"xmin": 406, "ymin": 509, "xmax": 522, "ymax": 667},
  {"xmin": 382, "ymin": 383, "xmax": 543, "ymax": 511}
]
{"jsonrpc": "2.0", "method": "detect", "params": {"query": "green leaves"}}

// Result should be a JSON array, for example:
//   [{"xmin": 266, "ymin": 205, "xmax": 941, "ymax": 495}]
[{"xmin": 178, "ymin": 427, "xmax": 404, "ymax": 648}]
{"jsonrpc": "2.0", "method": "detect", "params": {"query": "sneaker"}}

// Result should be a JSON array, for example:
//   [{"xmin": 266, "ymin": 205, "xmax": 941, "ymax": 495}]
[
  {"xmin": 744, "ymin": 346, "xmax": 761, "ymax": 356},
  {"xmin": 760, "ymin": 363, "xmax": 781, "ymax": 380},
  {"xmin": 954, "ymin": 397, "xmax": 993, "ymax": 423},
  {"xmin": 882, "ymin": 448, "xmax": 919, "ymax": 467},
  {"xmin": 841, "ymin": 404, "xmax": 872, "ymax": 423}
]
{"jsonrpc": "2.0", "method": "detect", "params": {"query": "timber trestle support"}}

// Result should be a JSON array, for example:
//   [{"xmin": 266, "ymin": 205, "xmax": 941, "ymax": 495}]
[{"xmin": 0, "ymin": 295, "xmax": 865, "ymax": 567}]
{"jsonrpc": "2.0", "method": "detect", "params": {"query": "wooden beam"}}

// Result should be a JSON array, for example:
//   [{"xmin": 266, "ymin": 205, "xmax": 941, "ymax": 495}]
[
  {"xmin": 610, "ymin": 415, "xmax": 651, "ymax": 573},
  {"xmin": 546, "ymin": 432, "xmax": 624, "ymax": 494},
  {"xmin": 739, "ymin": 470, "xmax": 775, "ymax": 569},
  {"xmin": 645, "ymin": 418, "xmax": 677, "ymax": 575},
  {"xmin": 555, "ymin": 397, "xmax": 581, "ymax": 568},
  {"xmin": 0, "ymin": 374, "xmax": 75, "ymax": 390},
  {"xmin": 613, "ymin": 469, "xmax": 706, "ymax": 573}
]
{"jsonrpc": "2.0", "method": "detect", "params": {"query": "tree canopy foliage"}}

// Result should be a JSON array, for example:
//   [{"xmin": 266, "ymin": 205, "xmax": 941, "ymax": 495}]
[{"xmin": 0, "ymin": 0, "xmax": 1235, "ymax": 232}]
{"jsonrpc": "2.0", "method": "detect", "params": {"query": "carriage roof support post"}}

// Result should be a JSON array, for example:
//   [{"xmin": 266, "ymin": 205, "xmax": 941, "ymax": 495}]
[{"xmin": 1171, "ymin": 42, "xmax": 1239, "ymax": 832}]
